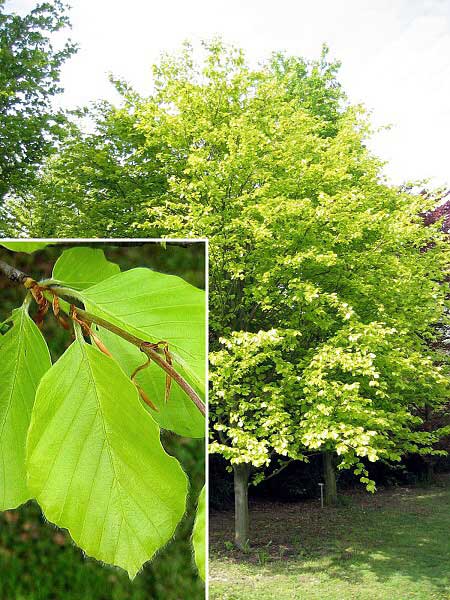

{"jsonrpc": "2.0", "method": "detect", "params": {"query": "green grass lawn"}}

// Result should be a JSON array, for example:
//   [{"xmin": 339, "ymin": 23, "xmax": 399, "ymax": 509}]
[{"xmin": 209, "ymin": 476, "xmax": 450, "ymax": 600}]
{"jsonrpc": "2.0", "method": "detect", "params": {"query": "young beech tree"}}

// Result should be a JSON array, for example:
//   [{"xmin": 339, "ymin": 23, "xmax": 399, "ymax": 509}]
[
  {"xmin": 210, "ymin": 329, "xmax": 305, "ymax": 547},
  {"xmin": 128, "ymin": 43, "xmax": 449, "ymax": 534},
  {"xmin": 0, "ymin": 0, "xmax": 76, "ymax": 214},
  {"xmin": 6, "ymin": 42, "xmax": 450, "ymax": 543},
  {"xmin": 0, "ymin": 242, "xmax": 206, "ymax": 580}
]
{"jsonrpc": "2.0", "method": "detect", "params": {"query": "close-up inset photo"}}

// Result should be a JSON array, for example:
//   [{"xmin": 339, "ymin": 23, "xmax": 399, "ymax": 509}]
[{"xmin": 0, "ymin": 240, "xmax": 206, "ymax": 599}]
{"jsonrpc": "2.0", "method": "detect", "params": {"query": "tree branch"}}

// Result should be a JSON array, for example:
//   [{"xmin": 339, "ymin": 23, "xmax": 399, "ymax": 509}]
[
  {"xmin": 66, "ymin": 304, "xmax": 206, "ymax": 417},
  {"xmin": 260, "ymin": 459, "xmax": 294, "ymax": 483},
  {"xmin": 0, "ymin": 260, "xmax": 30, "ymax": 285},
  {"xmin": 0, "ymin": 259, "xmax": 206, "ymax": 417}
]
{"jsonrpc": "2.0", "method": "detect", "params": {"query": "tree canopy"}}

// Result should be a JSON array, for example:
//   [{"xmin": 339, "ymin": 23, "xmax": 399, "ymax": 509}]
[{"xmin": 4, "ymin": 41, "xmax": 450, "ymax": 495}]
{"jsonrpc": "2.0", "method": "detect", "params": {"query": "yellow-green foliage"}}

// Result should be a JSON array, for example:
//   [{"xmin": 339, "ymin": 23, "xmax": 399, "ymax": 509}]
[{"xmin": 10, "ymin": 41, "xmax": 450, "ymax": 488}]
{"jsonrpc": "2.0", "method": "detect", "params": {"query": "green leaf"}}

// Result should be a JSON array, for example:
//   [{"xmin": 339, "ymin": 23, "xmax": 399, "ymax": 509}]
[
  {"xmin": 52, "ymin": 247, "xmax": 120, "ymax": 290},
  {"xmin": 81, "ymin": 268, "xmax": 206, "ymax": 392},
  {"xmin": 0, "ymin": 306, "xmax": 51, "ymax": 509},
  {"xmin": 26, "ymin": 336, "xmax": 188, "ymax": 578},
  {"xmin": 0, "ymin": 241, "xmax": 49, "ymax": 253},
  {"xmin": 96, "ymin": 327, "xmax": 205, "ymax": 438},
  {"xmin": 193, "ymin": 486, "xmax": 206, "ymax": 581}
]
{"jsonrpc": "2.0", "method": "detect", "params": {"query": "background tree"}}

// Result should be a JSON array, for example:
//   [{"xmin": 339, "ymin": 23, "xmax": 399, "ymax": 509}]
[
  {"xmin": 0, "ymin": 0, "xmax": 76, "ymax": 227},
  {"xmin": 11, "ymin": 93, "xmax": 166, "ymax": 236}
]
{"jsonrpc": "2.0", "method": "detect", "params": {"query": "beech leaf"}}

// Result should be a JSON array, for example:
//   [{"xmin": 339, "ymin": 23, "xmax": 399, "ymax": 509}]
[
  {"xmin": 193, "ymin": 485, "xmax": 206, "ymax": 581},
  {"xmin": 0, "ymin": 241, "xmax": 48, "ymax": 254},
  {"xmin": 81, "ymin": 268, "xmax": 206, "ymax": 392},
  {"xmin": 26, "ymin": 337, "xmax": 188, "ymax": 578},
  {"xmin": 0, "ymin": 306, "xmax": 51, "ymax": 509},
  {"xmin": 96, "ymin": 327, "xmax": 205, "ymax": 438},
  {"xmin": 52, "ymin": 247, "xmax": 120, "ymax": 290}
]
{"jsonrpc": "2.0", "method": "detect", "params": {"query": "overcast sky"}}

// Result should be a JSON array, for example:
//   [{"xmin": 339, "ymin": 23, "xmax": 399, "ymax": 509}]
[{"xmin": 6, "ymin": 0, "xmax": 450, "ymax": 187}]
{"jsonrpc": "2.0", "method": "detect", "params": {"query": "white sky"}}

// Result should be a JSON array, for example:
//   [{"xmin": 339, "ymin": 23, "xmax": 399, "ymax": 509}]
[{"xmin": 6, "ymin": 0, "xmax": 450, "ymax": 187}]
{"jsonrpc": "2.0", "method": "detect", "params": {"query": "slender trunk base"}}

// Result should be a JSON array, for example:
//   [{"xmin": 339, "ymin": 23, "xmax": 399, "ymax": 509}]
[
  {"xmin": 323, "ymin": 451, "xmax": 338, "ymax": 506},
  {"xmin": 424, "ymin": 460, "xmax": 435, "ymax": 483},
  {"xmin": 233, "ymin": 463, "xmax": 250, "ymax": 549}
]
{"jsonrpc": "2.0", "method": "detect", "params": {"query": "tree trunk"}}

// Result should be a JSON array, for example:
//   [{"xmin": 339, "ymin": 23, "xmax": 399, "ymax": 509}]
[
  {"xmin": 233, "ymin": 463, "xmax": 250, "ymax": 549},
  {"xmin": 323, "ymin": 451, "xmax": 338, "ymax": 506},
  {"xmin": 424, "ymin": 457, "xmax": 435, "ymax": 483},
  {"xmin": 423, "ymin": 405, "xmax": 435, "ymax": 483}
]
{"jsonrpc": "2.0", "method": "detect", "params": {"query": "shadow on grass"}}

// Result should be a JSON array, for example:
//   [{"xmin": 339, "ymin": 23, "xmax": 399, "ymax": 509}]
[{"xmin": 210, "ymin": 479, "xmax": 450, "ymax": 597}]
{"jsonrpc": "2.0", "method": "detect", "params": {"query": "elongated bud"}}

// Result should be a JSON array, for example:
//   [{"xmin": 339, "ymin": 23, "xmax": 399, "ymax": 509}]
[
  {"xmin": 165, "ymin": 375, "xmax": 172, "ymax": 403},
  {"xmin": 91, "ymin": 332, "xmax": 113, "ymax": 357},
  {"xmin": 163, "ymin": 345, "xmax": 173, "ymax": 403},
  {"xmin": 136, "ymin": 384, "xmax": 159, "ymax": 412},
  {"xmin": 52, "ymin": 294, "xmax": 60, "ymax": 318},
  {"xmin": 34, "ymin": 301, "xmax": 49, "ymax": 329}
]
